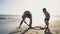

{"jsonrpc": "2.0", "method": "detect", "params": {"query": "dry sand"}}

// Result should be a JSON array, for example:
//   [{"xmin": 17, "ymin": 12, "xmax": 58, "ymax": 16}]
[{"xmin": 9, "ymin": 20, "xmax": 60, "ymax": 34}]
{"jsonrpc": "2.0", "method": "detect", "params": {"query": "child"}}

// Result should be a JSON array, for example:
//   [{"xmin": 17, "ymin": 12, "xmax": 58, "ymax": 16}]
[
  {"xmin": 19, "ymin": 10, "xmax": 32, "ymax": 28},
  {"xmin": 42, "ymin": 8, "xmax": 50, "ymax": 28}
]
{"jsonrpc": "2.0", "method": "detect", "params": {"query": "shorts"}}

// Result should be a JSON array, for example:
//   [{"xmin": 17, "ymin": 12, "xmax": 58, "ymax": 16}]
[
  {"xmin": 44, "ymin": 18, "xmax": 50, "ymax": 22},
  {"xmin": 22, "ymin": 11, "xmax": 31, "ymax": 18}
]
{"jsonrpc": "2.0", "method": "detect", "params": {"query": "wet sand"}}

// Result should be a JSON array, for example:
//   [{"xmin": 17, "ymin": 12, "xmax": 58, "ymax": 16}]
[{"xmin": 9, "ymin": 20, "xmax": 60, "ymax": 34}]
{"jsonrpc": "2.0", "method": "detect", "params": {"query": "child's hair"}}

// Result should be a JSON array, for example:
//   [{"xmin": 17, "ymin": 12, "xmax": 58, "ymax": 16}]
[
  {"xmin": 43, "ymin": 8, "xmax": 46, "ymax": 12},
  {"xmin": 43, "ymin": 8, "xmax": 46, "ymax": 10}
]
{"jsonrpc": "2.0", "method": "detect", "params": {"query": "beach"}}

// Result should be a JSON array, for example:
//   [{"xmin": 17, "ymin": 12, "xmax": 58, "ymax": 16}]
[
  {"xmin": 9, "ymin": 20, "xmax": 60, "ymax": 34},
  {"xmin": 0, "ymin": 15, "xmax": 60, "ymax": 34}
]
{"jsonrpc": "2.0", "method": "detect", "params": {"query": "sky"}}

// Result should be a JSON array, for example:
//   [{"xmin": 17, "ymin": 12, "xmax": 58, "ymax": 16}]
[
  {"xmin": 0, "ymin": 0, "xmax": 60, "ymax": 26},
  {"xmin": 0, "ymin": 0, "xmax": 60, "ymax": 15}
]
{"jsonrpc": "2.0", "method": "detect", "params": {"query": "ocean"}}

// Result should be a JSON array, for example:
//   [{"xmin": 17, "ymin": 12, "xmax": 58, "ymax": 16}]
[
  {"xmin": 0, "ymin": 15, "xmax": 60, "ymax": 34},
  {"xmin": 0, "ymin": 15, "xmax": 21, "ymax": 34}
]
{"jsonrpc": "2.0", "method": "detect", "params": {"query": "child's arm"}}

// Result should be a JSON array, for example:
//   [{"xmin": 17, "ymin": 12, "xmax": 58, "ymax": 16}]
[{"xmin": 24, "ymin": 21, "xmax": 29, "ymax": 26}]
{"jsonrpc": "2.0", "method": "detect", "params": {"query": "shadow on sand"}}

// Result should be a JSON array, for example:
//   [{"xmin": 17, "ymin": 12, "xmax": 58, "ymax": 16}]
[
  {"xmin": 20, "ymin": 26, "xmax": 44, "ymax": 34},
  {"xmin": 44, "ymin": 27, "xmax": 52, "ymax": 34},
  {"xmin": 9, "ymin": 26, "xmax": 52, "ymax": 34}
]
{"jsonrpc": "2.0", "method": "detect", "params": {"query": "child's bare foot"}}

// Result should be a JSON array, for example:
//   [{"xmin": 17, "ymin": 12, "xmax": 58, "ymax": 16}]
[{"xmin": 29, "ymin": 26, "xmax": 34, "ymax": 29}]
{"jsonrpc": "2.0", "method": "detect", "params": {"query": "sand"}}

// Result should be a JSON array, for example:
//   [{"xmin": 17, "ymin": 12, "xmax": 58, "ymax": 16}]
[{"xmin": 9, "ymin": 20, "xmax": 60, "ymax": 34}]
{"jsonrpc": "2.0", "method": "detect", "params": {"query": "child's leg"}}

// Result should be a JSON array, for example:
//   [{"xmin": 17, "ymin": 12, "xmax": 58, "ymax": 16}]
[
  {"xmin": 44, "ymin": 18, "xmax": 49, "ymax": 27},
  {"xmin": 46, "ymin": 19, "xmax": 49, "ymax": 27},
  {"xmin": 29, "ymin": 16, "xmax": 32, "ymax": 28},
  {"xmin": 19, "ymin": 18, "xmax": 25, "ymax": 28},
  {"xmin": 44, "ymin": 18, "xmax": 47, "ymax": 26}
]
